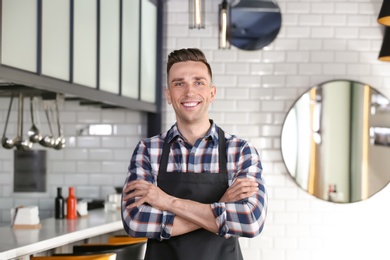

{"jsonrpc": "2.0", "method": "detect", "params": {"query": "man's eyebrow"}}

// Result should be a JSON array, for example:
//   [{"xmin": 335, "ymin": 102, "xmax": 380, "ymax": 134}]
[
  {"xmin": 170, "ymin": 78, "xmax": 184, "ymax": 83},
  {"xmin": 170, "ymin": 76, "xmax": 207, "ymax": 83},
  {"xmin": 194, "ymin": 76, "xmax": 207, "ymax": 81}
]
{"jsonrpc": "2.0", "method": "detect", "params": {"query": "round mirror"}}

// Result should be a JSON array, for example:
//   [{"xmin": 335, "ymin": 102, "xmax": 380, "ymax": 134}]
[
  {"xmin": 230, "ymin": 0, "xmax": 282, "ymax": 51},
  {"xmin": 281, "ymin": 80, "xmax": 390, "ymax": 203}
]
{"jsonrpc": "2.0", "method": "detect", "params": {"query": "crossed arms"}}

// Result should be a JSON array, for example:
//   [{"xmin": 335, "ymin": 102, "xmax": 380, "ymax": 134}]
[{"xmin": 121, "ymin": 140, "xmax": 267, "ymax": 240}]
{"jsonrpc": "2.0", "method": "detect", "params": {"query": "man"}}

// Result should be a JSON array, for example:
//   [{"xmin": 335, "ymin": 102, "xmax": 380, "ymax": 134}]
[{"xmin": 121, "ymin": 48, "xmax": 267, "ymax": 260}]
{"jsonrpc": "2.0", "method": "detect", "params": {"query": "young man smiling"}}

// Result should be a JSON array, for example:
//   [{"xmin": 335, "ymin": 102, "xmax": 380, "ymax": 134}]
[{"xmin": 121, "ymin": 48, "xmax": 267, "ymax": 260}]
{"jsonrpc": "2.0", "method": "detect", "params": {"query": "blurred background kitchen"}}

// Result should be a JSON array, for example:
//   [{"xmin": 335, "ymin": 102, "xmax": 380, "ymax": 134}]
[{"xmin": 1, "ymin": 0, "xmax": 390, "ymax": 259}]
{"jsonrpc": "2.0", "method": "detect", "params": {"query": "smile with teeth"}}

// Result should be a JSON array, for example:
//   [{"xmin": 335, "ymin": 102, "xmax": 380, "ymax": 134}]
[{"xmin": 182, "ymin": 102, "xmax": 200, "ymax": 107}]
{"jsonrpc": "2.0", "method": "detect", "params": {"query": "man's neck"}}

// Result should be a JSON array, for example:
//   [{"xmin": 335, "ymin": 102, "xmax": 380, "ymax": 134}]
[{"xmin": 176, "ymin": 120, "xmax": 211, "ymax": 146}]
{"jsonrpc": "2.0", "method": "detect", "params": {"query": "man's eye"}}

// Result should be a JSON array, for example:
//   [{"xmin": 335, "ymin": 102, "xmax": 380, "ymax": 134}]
[
  {"xmin": 195, "ymin": 81, "xmax": 204, "ymax": 85},
  {"xmin": 174, "ymin": 82, "xmax": 183, "ymax": 86}
]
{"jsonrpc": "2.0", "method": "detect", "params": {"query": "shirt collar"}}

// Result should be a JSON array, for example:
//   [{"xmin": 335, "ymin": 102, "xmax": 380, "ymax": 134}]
[{"xmin": 166, "ymin": 120, "xmax": 219, "ymax": 144}]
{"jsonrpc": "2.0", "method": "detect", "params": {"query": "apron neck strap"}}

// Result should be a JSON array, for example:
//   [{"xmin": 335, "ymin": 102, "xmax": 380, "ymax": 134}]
[
  {"xmin": 159, "ymin": 127, "xmax": 227, "ymax": 174},
  {"xmin": 218, "ymin": 127, "xmax": 227, "ymax": 173}
]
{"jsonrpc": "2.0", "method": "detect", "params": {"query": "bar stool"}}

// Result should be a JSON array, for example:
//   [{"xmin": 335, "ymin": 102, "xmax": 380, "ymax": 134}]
[
  {"xmin": 30, "ymin": 253, "xmax": 116, "ymax": 260},
  {"xmin": 72, "ymin": 241, "xmax": 146, "ymax": 260},
  {"xmin": 107, "ymin": 236, "xmax": 147, "ymax": 245}
]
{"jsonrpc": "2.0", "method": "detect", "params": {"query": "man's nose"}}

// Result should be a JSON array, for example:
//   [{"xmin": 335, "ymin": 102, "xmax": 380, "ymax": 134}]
[{"xmin": 184, "ymin": 84, "xmax": 195, "ymax": 96}]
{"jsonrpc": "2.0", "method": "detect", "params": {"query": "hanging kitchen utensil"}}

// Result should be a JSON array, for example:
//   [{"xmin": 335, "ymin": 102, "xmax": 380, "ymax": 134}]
[
  {"xmin": 28, "ymin": 97, "xmax": 42, "ymax": 143},
  {"xmin": 39, "ymin": 101, "xmax": 55, "ymax": 148},
  {"xmin": 15, "ymin": 93, "xmax": 32, "ymax": 151},
  {"xmin": 54, "ymin": 96, "xmax": 65, "ymax": 150},
  {"xmin": 1, "ymin": 93, "xmax": 15, "ymax": 149},
  {"xmin": 12, "ymin": 93, "xmax": 23, "ymax": 148}
]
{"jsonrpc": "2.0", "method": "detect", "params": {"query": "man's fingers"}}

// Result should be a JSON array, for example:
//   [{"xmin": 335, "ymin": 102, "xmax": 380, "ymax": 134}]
[
  {"xmin": 123, "ymin": 180, "xmax": 152, "ymax": 194},
  {"xmin": 122, "ymin": 189, "xmax": 143, "ymax": 201},
  {"xmin": 126, "ymin": 197, "xmax": 144, "ymax": 209},
  {"xmin": 230, "ymin": 180, "xmax": 258, "ymax": 193},
  {"xmin": 232, "ymin": 178, "xmax": 258, "ymax": 187},
  {"xmin": 227, "ymin": 180, "xmax": 258, "ymax": 200}
]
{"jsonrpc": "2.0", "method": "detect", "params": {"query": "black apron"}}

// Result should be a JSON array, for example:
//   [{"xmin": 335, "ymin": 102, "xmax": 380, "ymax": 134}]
[{"xmin": 144, "ymin": 128, "xmax": 243, "ymax": 260}]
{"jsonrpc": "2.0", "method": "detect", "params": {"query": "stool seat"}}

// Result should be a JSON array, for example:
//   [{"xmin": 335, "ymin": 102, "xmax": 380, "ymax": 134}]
[
  {"xmin": 73, "ymin": 242, "xmax": 146, "ymax": 260},
  {"xmin": 30, "ymin": 253, "xmax": 116, "ymax": 260},
  {"xmin": 107, "ymin": 236, "xmax": 147, "ymax": 245}
]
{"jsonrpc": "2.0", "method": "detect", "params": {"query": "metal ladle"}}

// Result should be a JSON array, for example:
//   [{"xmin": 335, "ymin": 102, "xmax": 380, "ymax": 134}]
[
  {"xmin": 1, "ymin": 93, "xmax": 15, "ymax": 149},
  {"xmin": 14, "ymin": 94, "xmax": 32, "ymax": 151},
  {"xmin": 39, "ymin": 101, "xmax": 55, "ymax": 148},
  {"xmin": 28, "ymin": 97, "xmax": 42, "ymax": 143},
  {"xmin": 53, "ymin": 97, "xmax": 66, "ymax": 150}
]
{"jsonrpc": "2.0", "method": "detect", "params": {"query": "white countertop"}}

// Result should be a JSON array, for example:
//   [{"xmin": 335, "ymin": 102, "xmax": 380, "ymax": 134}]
[{"xmin": 0, "ymin": 209, "xmax": 123, "ymax": 260}]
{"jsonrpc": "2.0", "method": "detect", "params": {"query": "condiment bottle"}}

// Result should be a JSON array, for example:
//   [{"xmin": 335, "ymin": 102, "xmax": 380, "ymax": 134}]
[
  {"xmin": 55, "ymin": 187, "xmax": 65, "ymax": 219},
  {"xmin": 66, "ymin": 187, "xmax": 77, "ymax": 219}
]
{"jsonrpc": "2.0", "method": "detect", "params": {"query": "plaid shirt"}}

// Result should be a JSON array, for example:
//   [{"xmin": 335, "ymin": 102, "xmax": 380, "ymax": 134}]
[{"xmin": 121, "ymin": 122, "xmax": 267, "ymax": 240}]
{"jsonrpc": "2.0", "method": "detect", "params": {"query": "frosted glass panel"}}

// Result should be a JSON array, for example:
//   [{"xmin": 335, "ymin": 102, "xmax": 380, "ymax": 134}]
[
  {"xmin": 122, "ymin": 0, "xmax": 140, "ymax": 99},
  {"xmin": 99, "ymin": 0, "xmax": 120, "ymax": 94},
  {"xmin": 1, "ymin": 0, "xmax": 37, "ymax": 72},
  {"xmin": 73, "ymin": 0, "xmax": 97, "ymax": 88},
  {"xmin": 140, "ymin": 0, "xmax": 157, "ymax": 103},
  {"xmin": 42, "ymin": 0, "xmax": 69, "ymax": 80}
]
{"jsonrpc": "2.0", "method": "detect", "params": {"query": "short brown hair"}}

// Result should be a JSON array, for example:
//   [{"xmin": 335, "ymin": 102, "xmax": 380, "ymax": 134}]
[{"xmin": 167, "ymin": 48, "xmax": 213, "ymax": 80}]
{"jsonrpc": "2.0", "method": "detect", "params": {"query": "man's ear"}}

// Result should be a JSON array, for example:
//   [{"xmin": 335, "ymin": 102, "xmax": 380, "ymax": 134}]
[
  {"xmin": 165, "ymin": 88, "xmax": 172, "ymax": 104},
  {"xmin": 210, "ymin": 86, "xmax": 216, "ymax": 102}
]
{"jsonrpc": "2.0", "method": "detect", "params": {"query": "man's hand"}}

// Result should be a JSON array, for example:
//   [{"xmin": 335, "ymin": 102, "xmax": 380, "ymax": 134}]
[
  {"xmin": 219, "ymin": 178, "xmax": 258, "ymax": 202},
  {"xmin": 123, "ymin": 180, "xmax": 173, "ymax": 210}
]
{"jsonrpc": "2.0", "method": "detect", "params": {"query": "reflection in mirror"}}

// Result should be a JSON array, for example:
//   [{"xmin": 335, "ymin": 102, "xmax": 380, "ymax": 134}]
[
  {"xmin": 230, "ymin": 0, "xmax": 282, "ymax": 51},
  {"xmin": 281, "ymin": 80, "xmax": 390, "ymax": 203}
]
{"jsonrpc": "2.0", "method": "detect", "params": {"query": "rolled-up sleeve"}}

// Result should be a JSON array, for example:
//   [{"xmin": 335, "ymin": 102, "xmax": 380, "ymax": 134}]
[
  {"xmin": 211, "ymin": 143, "xmax": 267, "ymax": 238},
  {"xmin": 121, "ymin": 140, "xmax": 176, "ymax": 240}
]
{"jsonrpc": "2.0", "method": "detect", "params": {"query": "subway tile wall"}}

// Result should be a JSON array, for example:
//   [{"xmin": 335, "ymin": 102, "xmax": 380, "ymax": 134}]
[
  {"xmin": 0, "ymin": 99, "xmax": 147, "ymax": 224},
  {"xmin": 162, "ymin": 0, "xmax": 390, "ymax": 260}
]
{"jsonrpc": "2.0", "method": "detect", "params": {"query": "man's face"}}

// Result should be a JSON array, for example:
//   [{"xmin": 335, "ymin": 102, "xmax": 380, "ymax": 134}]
[{"xmin": 165, "ymin": 61, "xmax": 216, "ymax": 125}]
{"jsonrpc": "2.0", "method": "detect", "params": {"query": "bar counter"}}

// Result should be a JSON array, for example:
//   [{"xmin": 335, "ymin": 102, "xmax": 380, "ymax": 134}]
[{"xmin": 0, "ymin": 209, "xmax": 123, "ymax": 260}]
